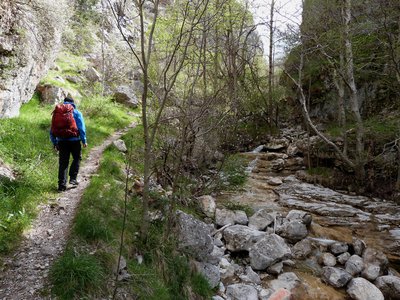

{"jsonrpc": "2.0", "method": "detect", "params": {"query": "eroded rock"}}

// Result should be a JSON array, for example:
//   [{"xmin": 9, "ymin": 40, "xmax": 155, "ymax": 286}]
[
  {"xmin": 322, "ymin": 267, "xmax": 352, "ymax": 288},
  {"xmin": 223, "ymin": 225, "xmax": 265, "ymax": 252},
  {"xmin": 249, "ymin": 234, "xmax": 291, "ymax": 270},
  {"xmin": 374, "ymin": 275, "xmax": 400, "ymax": 300},
  {"xmin": 347, "ymin": 277, "xmax": 384, "ymax": 300}
]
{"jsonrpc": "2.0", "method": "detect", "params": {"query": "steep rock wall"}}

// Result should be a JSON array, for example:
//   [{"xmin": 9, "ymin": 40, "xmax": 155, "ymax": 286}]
[{"xmin": 0, "ymin": 0, "xmax": 70, "ymax": 118}]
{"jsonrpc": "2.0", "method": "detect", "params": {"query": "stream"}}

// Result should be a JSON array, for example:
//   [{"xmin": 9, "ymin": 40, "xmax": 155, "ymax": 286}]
[{"xmin": 216, "ymin": 146, "xmax": 400, "ymax": 299}]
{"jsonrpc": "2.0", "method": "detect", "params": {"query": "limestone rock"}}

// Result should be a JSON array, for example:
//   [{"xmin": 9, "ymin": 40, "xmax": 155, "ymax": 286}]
[
  {"xmin": 292, "ymin": 238, "xmax": 313, "ymax": 259},
  {"xmin": 223, "ymin": 225, "xmax": 265, "ymax": 252},
  {"xmin": 352, "ymin": 238, "xmax": 366, "ymax": 256},
  {"xmin": 248, "ymin": 209, "xmax": 274, "ymax": 231},
  {"xmin": 226, "ymin": 283, "xmax": 258, "ymax": 300},
  {"xmin": 267, "ymin": 177, "xmax": 283, "ymax": 186},
  {"xmin": 234, "ymin": 210, "xmax": 248, "ymax": 225},
  {"xmin": 269, "ymin": 272, "xmax": 300, "ymax": 292},
  {"xmin": 113, "ymin": 86, "xmax": 139, "ymax": 108},
  {"xmin": 239, "ymin": 266, "xmax": 261, "ymax": 285},
  {"xmin": 345, "ymin": 255, "xmax": 364, "ymax": 276},
  {"xmin": 330, "ymin": 242, "xmax": 349, "ymax": 255},
  {"xmin": 219, "ymin": 258, "xmax": 235, "ymax": 280},
  {"xmin": 286, "ymin": 209, "xmax": 312, "ymax": 226},
  {"xmin": 374, "ymin": 275, "xmax": 400, "ymax": 300},
  {"xmin": 84, "ymin": 67, "xmax": 101, "ymax": 82},
  {"xmin": 337, "ymin": 252, "xmax": 351, "ymax": 265},
  {"xmin": 266, "ymin": 261, "xmax": 283, "ymax": 275},
  {"xmin": 347, "ymin": 277, "xmax": 384, "ymax": 300},
  {"xmin": 176, "ymin": 210, "xmax": 213, "ymax": 262},
  {"xmin": 320, "ymin": 253, "xmax": 337, "ymax": 267},
  {"xmin": 215, "ymin": 208, "xmax": 235, "ymax": 227},
  {"xmin": 206, "ymin": 246, "xmax": 225, "ymax": 265},
  {"xmin": 194, "ymin": 261, "xmax": 220, "ymax": 288},
  {"xmin": 362, "ymin": 248, "xmax": 388, "ymax": 275},
  {"xmin": 322, "ymin": 267, "xmax": 352, "ymax": 288},
  {"xmin": 276, "ymin": 220, "xmax": 308, "ymax": 243},
  {"xmin": 197, "ymin": 195, "xmax": 216, "ymax": 218},
  {"xmin": 270, "ymin": 159, "xmax": 285, "ymax": 171},
  {"xmin": 37, "ymin": 84, "xmax": 68, "ymax": 104},
  {"xmin": 113, "ymin": 139, "xmax": 127, "ymax": 152},
  {"xmin": 0, "ymin": 160, "xmax": 15, "ymax": 181},
  {"xmin": 361, "ymin": 263, "xmax": 381, "ymax": 281},
  {"xmin": 0, "ymin": 1, "xmax": 70, "ymax": 118},
  {"xmin": 249, "ymin": 234, "xmax": 291, "ymax": 270}
]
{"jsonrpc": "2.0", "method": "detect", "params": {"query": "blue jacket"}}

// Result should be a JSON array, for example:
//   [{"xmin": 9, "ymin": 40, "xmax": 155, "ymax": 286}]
[{"xmin": 50, "ymin": 101, "xmax": 87, "ymax": 145}]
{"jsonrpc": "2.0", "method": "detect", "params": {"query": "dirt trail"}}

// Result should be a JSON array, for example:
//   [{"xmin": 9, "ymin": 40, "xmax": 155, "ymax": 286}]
[{"xmin": 0, "ymin": 123, "xmax": 136, "ymax": 300}]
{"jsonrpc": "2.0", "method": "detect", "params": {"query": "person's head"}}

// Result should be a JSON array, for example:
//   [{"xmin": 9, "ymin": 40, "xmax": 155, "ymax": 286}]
[{"xmin": 64, "ymin": 97, "xmax": 74, "ymax": 103}]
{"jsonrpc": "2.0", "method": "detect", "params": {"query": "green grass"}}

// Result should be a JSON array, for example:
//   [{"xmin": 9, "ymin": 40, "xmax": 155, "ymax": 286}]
[
  {"xmin": 50, "ymin": 250, "xmax": 105, "ymax": 300},
  {"xmin": 50, "ymin": 127, "xmax": 213, "ymax": 299},
  {"xmin": 0, "ymin": 93, "xmax": 134, "ymax": 253}
]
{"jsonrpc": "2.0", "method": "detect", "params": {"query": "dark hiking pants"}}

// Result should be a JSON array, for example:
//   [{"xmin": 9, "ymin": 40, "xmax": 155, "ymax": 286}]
[{"xmin": 58, "ymin": 140, "xmax": 82, "ymax": 187}]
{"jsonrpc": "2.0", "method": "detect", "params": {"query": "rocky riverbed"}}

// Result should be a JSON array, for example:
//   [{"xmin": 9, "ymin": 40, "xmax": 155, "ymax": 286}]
[{"xmin": 174, "ymin": 134, "xmax": 400, "ymax": 300}]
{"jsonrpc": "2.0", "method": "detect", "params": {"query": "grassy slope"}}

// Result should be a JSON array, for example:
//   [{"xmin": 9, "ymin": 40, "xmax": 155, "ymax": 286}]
[
  {"xmin": 0, "ymin": 51, "xmax": 135, "ymax": 254},
  {"xmin": 49, "ymin": 126, "xmax": 213, "ymax": 299}
]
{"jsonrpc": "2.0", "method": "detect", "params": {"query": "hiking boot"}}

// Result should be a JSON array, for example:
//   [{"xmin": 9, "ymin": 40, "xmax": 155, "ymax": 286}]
[
  {"xmin": 58, "ymin": 185, "xmax": 67, "ymax": 192},
  {"xmin": 70, "ymin": 179, "xmax": 79, "ymax": 186}
]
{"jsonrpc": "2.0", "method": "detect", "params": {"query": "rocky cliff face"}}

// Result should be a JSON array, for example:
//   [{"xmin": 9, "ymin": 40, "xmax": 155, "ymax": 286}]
[{"xmin": 0, "ymin": 0, "xmax": 70, "ymax": 118}]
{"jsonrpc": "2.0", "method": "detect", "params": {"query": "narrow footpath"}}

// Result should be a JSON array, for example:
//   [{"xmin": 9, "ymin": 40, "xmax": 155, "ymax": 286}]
[{"xmin": 0, "ymin": 122, "xmax": 136, "ymax": 300}]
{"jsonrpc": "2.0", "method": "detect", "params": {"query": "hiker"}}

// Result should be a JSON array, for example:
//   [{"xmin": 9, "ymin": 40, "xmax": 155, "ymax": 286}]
[{"xmin": 50, "ymin": 97, "xmax": 87, "ymax": 192}]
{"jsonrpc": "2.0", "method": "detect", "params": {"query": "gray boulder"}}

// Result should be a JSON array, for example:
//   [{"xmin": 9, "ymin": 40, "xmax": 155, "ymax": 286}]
[
  {"xmin": 345, "ymin": 255, "xmax": 364, "ymax": 276},
  {"xmin": 292, "ymin": 238, "xmax": 313, "ymax": 259},
  {"xmin": 0, "ymin": 160, "xmax": 15, "ymax": 181},
  {"xmin": 270, "ymin": 158, "xmax": 285, "ymax": 171},
  {"xmin": 226, "ymin": 283, "xmax": 258, "ymax": 300},
  {"xmin": 266, "ymin": 262, "xmax": 283, "ymax": 275},
  {"xmin": 249, "ymin": 234, "xmax": 291, "ymax": 270},
  {"xmin": 374, "ymin": 276, "xmax": 400, "ymax": 300},
  {"xmin": 337, "ymin": 252, "xmax": 351, "ymax": 265},
  {"xmin": 197, "ymin": 195, "xmax": 216, "ymax": 218},
  {"xmin": 37, "ymin": 84, "xmax": 68, "ymax": 104},
  {"xmin": 113, "ymin": 139, "xmax": 127, "ymax": 152},
  {"xmin": 113, "ymin": 86, "xmax": 139, "ymax": 108},
  {"xmin": 234, "ymin": 210, "xmax": 248, "ymax": 225},
  {"xmin": 176, "ymin": 210, "xmax": 213, "ymax": 261},
  {"xmin": 239, "ymin": 266, "xmax": 261, "ymax": 285},
  {"xmin": 330, "ymin": 242, "xmax": 349, "ymax": 255},
  {"xmin": 320, "ymin": 253, "xmax": 337, "ymax": 267},
  {"xmin": 362, "ymin": 248, "xmax": 388, "ymax": 275},
  {"xmin": 219, "ymin": 258, "xmax": 235, "ymax": 280},
  {"xmin": 269, "ymin": 272, "xmax": 300, "ymax": 292},
  {"xmin": 194, "ymin": 261, "xmax": 220, "ymax": 288},
  {"xmin": 352, "ymin": 238, "xmax": 366, "ymax": 256},
  {"xmin": 347, "ymin": 277, "xmax": 384, "ymax": 300},
  {"xmin": 223, "ymin": 225, "xmax": 265, "ymax": 252},
  {"xmin": 286, "ymin": 209, "xmax": 312, "ymax": 226},
  {"xmin": 322, "ymin": 267, "xmax": 352, "ymax": 288},
  {"xmin": 267, "ymin": 177, "xmax": 283, "ymax": 186},
  {"xmin": 206, "ymin": 246, "xmax": 225, "ymax": 265},
  {"xmin": 276, "ymin": 220, "xmax": 308, "ymax": 243},
  {"xmin": 248, "ymin": 209, "xmax": 274, "ymax": 231},
  {"xmin": 361, "ymin": 263, "xmax": 381, "ymax": 281},
  {"xmin": 84, "ymin": 66, "xmax": 101, "ymax": 82},
  {"xmin": 215, "ymin": 208, "xmax": 235, "ymax": 227}
]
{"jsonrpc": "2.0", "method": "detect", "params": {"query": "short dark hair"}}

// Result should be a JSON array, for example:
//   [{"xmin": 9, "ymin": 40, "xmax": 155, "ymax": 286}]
[{"xmin": 64, "ymin": 97, "xmax": 74, "ymax": 103}]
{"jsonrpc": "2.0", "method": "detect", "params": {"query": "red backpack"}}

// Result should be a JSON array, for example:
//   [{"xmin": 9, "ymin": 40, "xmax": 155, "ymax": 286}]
[{"xmin": 51, "ymin": 104, "xmax": 79, "ymax": 138}]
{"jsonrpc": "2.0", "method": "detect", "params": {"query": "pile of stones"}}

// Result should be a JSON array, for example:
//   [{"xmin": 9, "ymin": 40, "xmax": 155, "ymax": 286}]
[{"xmin": 175, "ymin": 195, "xmax": 400, "ymax": 300}]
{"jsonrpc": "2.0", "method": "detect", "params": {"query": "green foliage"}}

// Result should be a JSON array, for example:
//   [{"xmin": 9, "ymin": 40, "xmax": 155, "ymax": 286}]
[
  {"xmin": 220, "ymin": 154, "xmax": 247, "ymax": 189},
  {"xmin": 50, "ymin": 250, "xmax": 105, "ymax": 300},
  {"xmin": 307, "ymin": 166, "xmax": 333, "ymax": 177}
]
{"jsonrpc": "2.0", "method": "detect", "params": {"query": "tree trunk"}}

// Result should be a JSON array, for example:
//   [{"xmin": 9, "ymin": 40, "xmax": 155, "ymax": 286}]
[
  {"xmin": 268, "ymin": 0, "xmax": 275, "ymax": 126},
  {"xmin": 343, "ymin": 0, "xmax": 365, "ymax": 181}
]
